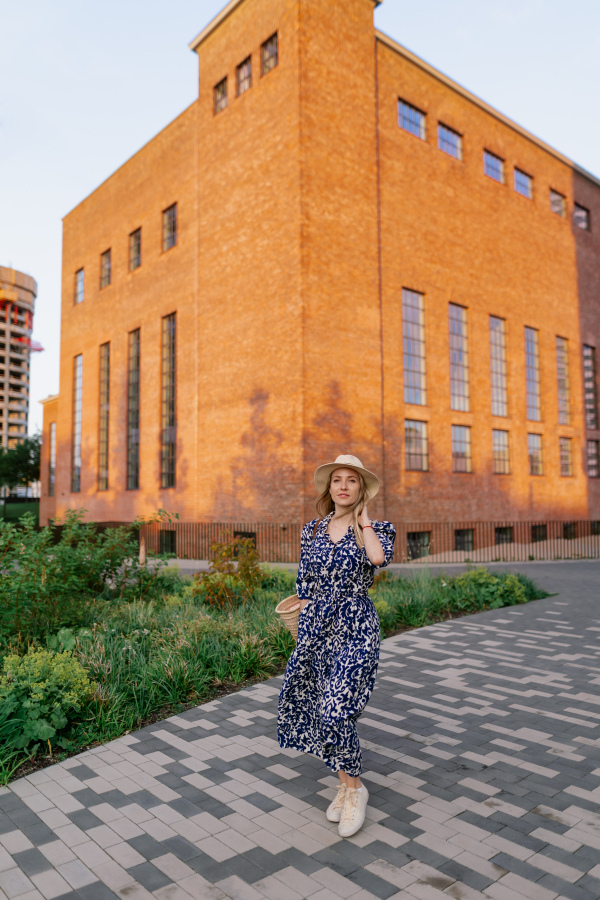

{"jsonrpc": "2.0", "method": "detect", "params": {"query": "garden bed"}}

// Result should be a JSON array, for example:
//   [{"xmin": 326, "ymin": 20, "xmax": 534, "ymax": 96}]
[{"xmin": 0, "ymin": 514, "xmax": 549, "ymax": 785}]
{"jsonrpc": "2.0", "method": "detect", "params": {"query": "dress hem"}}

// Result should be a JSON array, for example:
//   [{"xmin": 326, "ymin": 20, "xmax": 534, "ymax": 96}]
[{"xmin": 277, "ymin": 733, "xmax": 362, "ymax": 777}]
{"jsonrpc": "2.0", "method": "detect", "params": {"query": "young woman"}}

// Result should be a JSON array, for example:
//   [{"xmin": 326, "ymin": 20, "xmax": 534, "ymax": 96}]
[{"xmin": 277, "ymin": 454, "xmax": 396, "ymax": 838}]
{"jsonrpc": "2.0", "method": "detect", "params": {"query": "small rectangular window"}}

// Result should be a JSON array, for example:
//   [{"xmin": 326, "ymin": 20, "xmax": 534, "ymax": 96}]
[
  {"xmin": 556, "ymin": 336, "xmax": 571, "ymax": 425},
  {"xmin": 525, "ymin": 326, "xmax": 541, "ymax": 421},
  {"xmin": 127, "ymin": 329, "xmax": 140, "ymax": 490},
  {"xmin": 72, "ymin": 355, "xmax": 83, "ymax": 493},
  {"xmin": 214, "ymin": 77, "xmax": 228, "ymax": 114},
  {"xmin": 438, "ymin": 123, "xmax": 462, "ymax": 159},
  {"xmin": 407, "ymin": 531, "xmax": 430, "ymax": 560},
  {"xmin": 587, "ymin": 440, "xmax": 600, "ymax": 478},
  {"xmin": 405, "ymin": 420, "xmax": 428, "ymax": 471},
  {"xmin": 495, "ymin": 526, "xmax": 513, "ymax": 546},
  {"xmin": 559, "ymin": 436, "xmax": 573, "ymax": 477},
  {"xmin": 99, "ymin": 249, "xmax": 111, "ymax": 289},
  {"xmin": 489, "ymin": 316, "xmax": 508, "ymax": 417},
  {"xmin": 48, "ymin": 422, "xmax": 56, "ymax": 497},
  {"xmin": 162, "ymin": 203, "xmax": 177, "ymax": 252},
  {"xmin": 261, "ymin": 33, "xmax": 278, "ymax": 75},
  {"xmin": 550, "ymin": 189, "xmax": 566, "ymax": 217},
  {"xmin": 574, "ymin": 203, "xmax": 591, "ymax": 231},
  {"xmin": 74, "ymin": 269, "xmax": 84, "ymax": 305},
  {"xmin": 528, "ymin": 433, "xmax": 543, "ymax": 476},
  {"xmin": 449, "ymin": 304, "xmax": 470, "ymax": 412},
  {"xmin": 129, "ymin": 228, "xmax": 141, "ymax": 271},
  {"xmin": 583, "ymin": 345, "xmax": 599, "ymax": 430},
  {"xmin": 514, "ymin": 168, "xmax": 533, "ymax": 199},
  {"xmin": 492, "ymin": 429, "xmax": 510, "ymax": 474},
  {"xmin": 98, "ymin": 342, "xmax": 110, "ymax": 492},
  {"xmin": 454, "ymin": 528, "xmax": 473, "ymax": 552},
  {"xmin": 563, "ymin": 522, "xmax": 576, "ymax": 540},
  {"xmin": 531, "ymin": 524, "xmax": 547, "ymax": 543},
  {"xmin": 452, "ymin": 424, "xmax": 472, "ymax": 473},
  {"xmin": 484, "ymin": 150, "xmax": 504, "ymax": 183},
  {"xmin": 402, "ymin": 289, "xmax": 427, "ymax": 405},
  {"xmin": 398, "ymin": 99, "xmax": 426, "ymax": 140},
  {"xmin": 237, "ymin": 57, "xmax": 252, "ymax": 96}
]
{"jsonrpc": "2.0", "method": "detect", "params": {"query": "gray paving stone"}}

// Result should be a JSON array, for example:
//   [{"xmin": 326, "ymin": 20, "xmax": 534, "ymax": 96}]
[
  {"xmin": 536, "ymin": 874, "xmax": 598, "ymax": 900},
  {"xmin": 11, "ymin": 847, "xmax": 53, "ymax": 876},
  {"xmin": 345, "ymin": 865, "xmax": 399, "ymax": 899},
  {"xmin": 127, "ymin": 833, "xmax": 170, "ymax": 860},
  {"xmin": 76, "ymin": 880, "xmax": 121, "ymax": 899},
  {"xmin": 161, "ymin": 835, "xmax": 203, "ymax": 861},
  {"xmin": 68, "ymin": 810, "xmax": 105, "ymax": 831},
  {"xmin": 127, "ymin": 861, "xmax": 172, "ymax": 891},
  {"xmin": 20, "ymin": 822, "xmax": 57, "ymax": 846}
]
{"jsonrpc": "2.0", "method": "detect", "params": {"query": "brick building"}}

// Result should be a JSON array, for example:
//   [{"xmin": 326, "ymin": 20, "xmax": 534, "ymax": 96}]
[{"xmin": 40, "ymin": 0, "xmax": 600, "ymax": 532}]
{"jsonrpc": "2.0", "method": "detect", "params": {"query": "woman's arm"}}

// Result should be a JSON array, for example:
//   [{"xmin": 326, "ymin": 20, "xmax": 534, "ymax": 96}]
[{"xmin": 358, "ymin": 505, "xmax": 386, "ymax": 566}]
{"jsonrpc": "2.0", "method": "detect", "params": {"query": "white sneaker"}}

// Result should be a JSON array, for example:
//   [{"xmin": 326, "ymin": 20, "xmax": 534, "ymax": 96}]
[
  {"xmin": 325, "ymin": 784, "xmax": 346, "ymax": 823},
  {"xmin": 338, "ymin": 785, "xmax": 369, "ymax": 838}
]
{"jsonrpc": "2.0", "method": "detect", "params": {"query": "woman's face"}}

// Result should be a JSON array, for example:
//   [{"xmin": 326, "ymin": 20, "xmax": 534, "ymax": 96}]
[{"xmin": 329, "ymin": 467, "xmax": 361, "ymax": 510}]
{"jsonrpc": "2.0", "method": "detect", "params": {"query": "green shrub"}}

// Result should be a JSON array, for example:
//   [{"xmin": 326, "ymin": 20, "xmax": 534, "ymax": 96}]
[
  {"xmin": 192, "ymin": 535, "xmax": 263, "ymax": 608},
  {"xmin": 452, "ymin": 568, "xmax": 526, "ymax": 609},
  {"xmin": 370, "ymin": 566, "xmax": 539, "ymax": 630},
  {"xmin": 260, "ymin": 566, "xmax": 297, "ymax": 594},
  {"xmin": 0, "ymin": 510, "xmax": 171, "ymax": 642},
  {"xmin": 0, "ymin": 648, "xmax": 96, "ymax": 753}
]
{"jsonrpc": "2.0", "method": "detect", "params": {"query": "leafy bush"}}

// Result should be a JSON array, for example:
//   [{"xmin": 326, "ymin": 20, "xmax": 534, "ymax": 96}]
[
  {"xmin": 371, "ymin": 566, "xmax": 544, "ymax": 630},
  {"xmin": 451, "ymin": 568, "xmax": 526, "ymax": 609},
  {"xmin": 192, "ymin": 535, "xmax": 263, "ymax": 608},
  {"xmin": 0, "ymin": 510, "xmax": 170, "ymax": 642},
  {"xmin": 260, "ymin": 566, "xmax": 297, "ymax": 594},
  {"xmin": 0, "ymin": 648, "xmax": 96, "ymax": 754}
]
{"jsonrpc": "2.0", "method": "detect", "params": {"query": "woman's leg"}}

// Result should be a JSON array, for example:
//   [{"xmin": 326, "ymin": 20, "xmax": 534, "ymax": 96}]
[{"xmin": 339, "ymin": 770, "xmax": 361, "ymax": 789}]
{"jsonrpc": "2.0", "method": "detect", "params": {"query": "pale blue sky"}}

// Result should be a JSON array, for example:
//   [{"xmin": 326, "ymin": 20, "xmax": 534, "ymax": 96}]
[{"xmin": 2, "ymin": 0, "xmax": 599, "ymax": 434}]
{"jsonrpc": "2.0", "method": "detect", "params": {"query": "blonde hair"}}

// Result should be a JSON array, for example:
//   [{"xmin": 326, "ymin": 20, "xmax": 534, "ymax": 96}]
[{"xmin": 315, "ymin": 469, "xmax": 369, "ymax": 548}]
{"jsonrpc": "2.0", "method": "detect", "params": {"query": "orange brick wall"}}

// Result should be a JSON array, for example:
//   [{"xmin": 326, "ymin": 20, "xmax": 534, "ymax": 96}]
[
  {"xmin": 56, "ymin": 104, "xmax": 198, "ymax": 522},
  {"xmin": 194, "ymin": 0, "xmax": 304, "ymax": 522},
  {"xmin": 42, "ymin": 0, "xmax": 600, "ymax": 527},
  {"xmin": 377, "ymin": 37, "xmax": 589, "ymax": 523},
  {"xmin": 298, "ymin": 0, "xmax": 385, "ymax": 522}
]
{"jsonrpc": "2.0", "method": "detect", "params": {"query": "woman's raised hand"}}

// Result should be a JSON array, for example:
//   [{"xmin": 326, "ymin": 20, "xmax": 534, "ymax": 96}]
[{"xmin": 358, "ymin": 505, "xmax": 371, "ymax": 528}]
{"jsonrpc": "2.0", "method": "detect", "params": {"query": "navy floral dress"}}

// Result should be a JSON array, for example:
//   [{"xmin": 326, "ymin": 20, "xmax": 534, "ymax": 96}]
[{"xmin": 277, "ymin": 513, "xmax": 396, "ymax": 776}]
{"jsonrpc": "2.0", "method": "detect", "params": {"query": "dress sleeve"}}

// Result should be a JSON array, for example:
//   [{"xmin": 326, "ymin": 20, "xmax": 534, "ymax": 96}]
[
  {"xmin": 367, "ymin": 520, "xmax": 396, "ymax": 568},
  {"xmin": 296, "ymin": 519, "xmax": 317, "ymax": 599}
]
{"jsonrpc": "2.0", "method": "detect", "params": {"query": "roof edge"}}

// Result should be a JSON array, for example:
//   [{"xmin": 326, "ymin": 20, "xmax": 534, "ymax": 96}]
[
  {"xmin": 189, "ymin": 0, "xmax": 246, "ymax": 52},
  {"xmin": 376, "ymin": 30, "xmax": 600, "ymax": 191},
  {"xmin": 190, "ymin": 0, "xmax": 381, "ymax": 52},
  {"xmin": 39, "ymin": 394, "xmax": 59, "ymax": 406}
]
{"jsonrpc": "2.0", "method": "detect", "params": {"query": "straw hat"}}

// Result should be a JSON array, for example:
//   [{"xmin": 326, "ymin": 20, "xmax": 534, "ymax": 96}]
[{"xmin": 314, "ymin": 454, "xmax": 380, "ymax": 502}]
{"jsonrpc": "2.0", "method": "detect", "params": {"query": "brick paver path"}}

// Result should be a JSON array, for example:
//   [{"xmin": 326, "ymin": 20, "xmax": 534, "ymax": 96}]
[{"xmin": 2, "ymin": 565, "xmax": 600, "ymax": 900}]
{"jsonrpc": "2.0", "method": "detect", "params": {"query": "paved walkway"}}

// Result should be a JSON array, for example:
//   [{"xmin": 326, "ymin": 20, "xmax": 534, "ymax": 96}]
[{"xmin": 2, "ymin": 564, "xmax": 600, "ymax": 900}]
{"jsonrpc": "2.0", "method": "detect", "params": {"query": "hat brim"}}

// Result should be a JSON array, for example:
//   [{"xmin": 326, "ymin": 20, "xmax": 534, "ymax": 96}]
[{"xmin": 314, "ymin": 462, "xmax": 379, "ymax": 502}]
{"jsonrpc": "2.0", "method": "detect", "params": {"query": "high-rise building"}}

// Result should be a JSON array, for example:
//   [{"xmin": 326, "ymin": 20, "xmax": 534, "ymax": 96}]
[
  {"xmin": 40, "ymin": 0, "xmax": 600, "ymax": 526},
  {"xmin": 0, "ymin": 267, "xmax": 37, "ymax": 449}
]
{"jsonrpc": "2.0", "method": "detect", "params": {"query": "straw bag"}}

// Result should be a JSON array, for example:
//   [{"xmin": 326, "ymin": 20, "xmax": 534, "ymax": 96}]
[
  {"xmin": 275, "ymin": 594, "xmax": 304, "ymax": 640},
  {"xmin": 276, "ymin": 520, "xmax": 320, "ymax": 641}
]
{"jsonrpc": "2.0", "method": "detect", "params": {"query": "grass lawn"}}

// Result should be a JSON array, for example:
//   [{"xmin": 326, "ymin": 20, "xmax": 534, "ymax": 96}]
[{"xmin": 0, "ymin": 560, "xmax": 549, "ymax": 786}]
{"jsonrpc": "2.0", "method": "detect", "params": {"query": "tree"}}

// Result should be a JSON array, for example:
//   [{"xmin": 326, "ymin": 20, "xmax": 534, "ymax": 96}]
[{"xmin": 0, "ymin": 434, "xmax": 41, "ymax": 491}]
